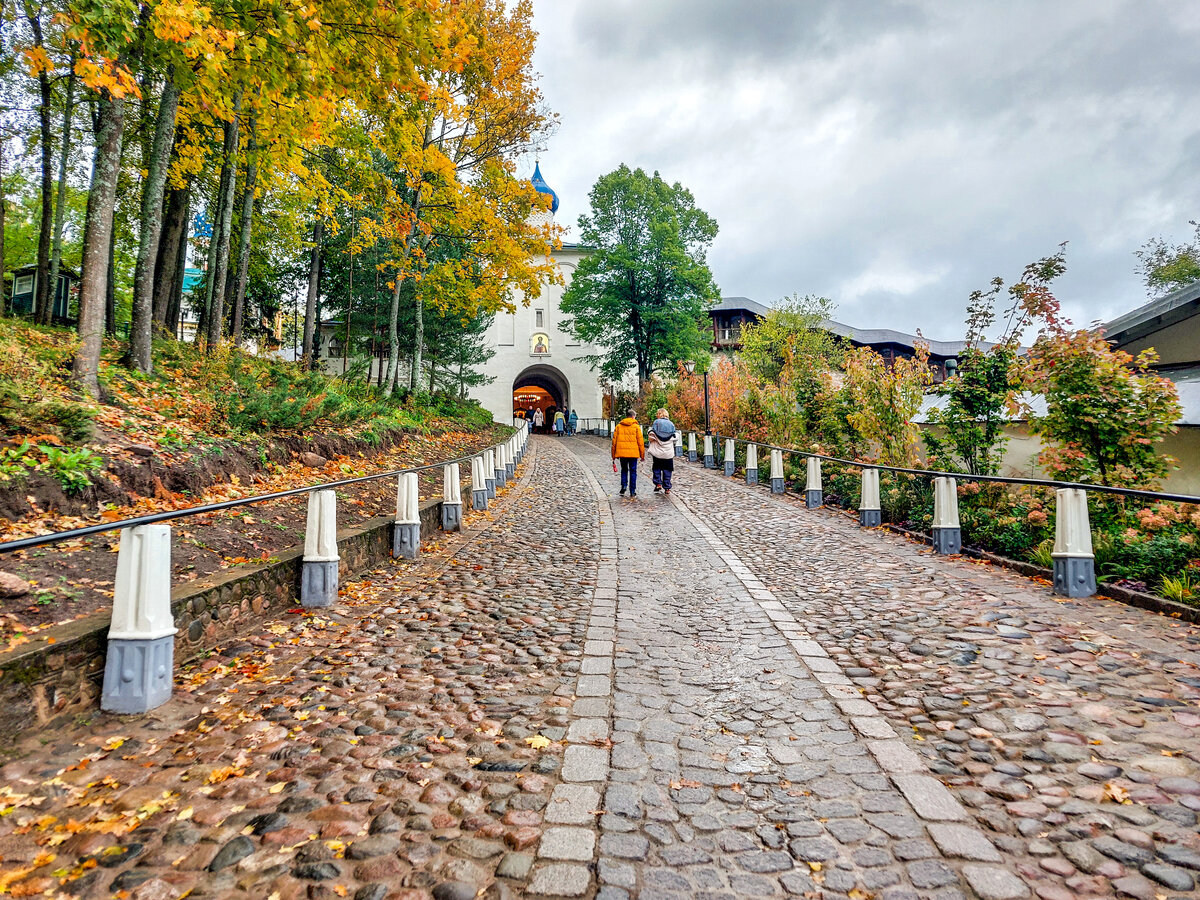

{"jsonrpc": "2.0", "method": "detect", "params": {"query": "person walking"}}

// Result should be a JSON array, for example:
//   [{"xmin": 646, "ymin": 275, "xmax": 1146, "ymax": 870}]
[
  {"xmin": 647, "ymin": 407, "xmax": 677, "ymax": 495},
  {"xmin": 532, "ymin": 407, "xmax": 544, "ymax": 433},
  {"xmin": 611, "ymin": 409, "xmax": 645, "ymax": 498},
  {"xmin": 554, "ymin": 409, "xmax": 566, "ymax": 436},
  {"xmin": 568, "ymin": 409, "xmax": 578, "ymax": 436}
]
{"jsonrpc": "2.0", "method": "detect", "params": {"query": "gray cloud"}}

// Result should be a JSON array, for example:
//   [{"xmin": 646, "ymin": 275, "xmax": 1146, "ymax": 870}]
[{"xmin": 530, "ymin": 0, "xmax": 1200, "ymax": 338}]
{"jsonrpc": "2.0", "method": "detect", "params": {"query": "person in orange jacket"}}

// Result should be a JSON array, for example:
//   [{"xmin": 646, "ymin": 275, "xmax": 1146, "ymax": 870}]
[{"xmin": 611, "ymin": 409, "xmax": 645, "ymax": 498}]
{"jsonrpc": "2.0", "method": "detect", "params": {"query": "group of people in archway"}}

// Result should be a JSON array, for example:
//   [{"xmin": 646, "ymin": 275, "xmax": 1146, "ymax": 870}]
[{"xmin": 518, "ymin": 405, "xmax": 578, "ymax": 435}]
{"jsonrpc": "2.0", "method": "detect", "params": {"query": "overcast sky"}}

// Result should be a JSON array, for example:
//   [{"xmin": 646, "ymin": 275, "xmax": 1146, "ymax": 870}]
[{"xmin": 528, "ymin": 0, "xmax": 1200, "ymax": 340}]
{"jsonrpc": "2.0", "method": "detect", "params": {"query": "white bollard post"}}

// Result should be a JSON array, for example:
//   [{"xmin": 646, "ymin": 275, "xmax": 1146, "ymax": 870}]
[
  {"xmin": 675, "ymin": 430, "xmax": 684, "ymax": 458},
  {"xmin": 393, "ymin": 472, "xmax": 420, "ymax": 558},
  {"xmin": 687, "ymin": 432, "xmax": 698, "ymax": 462},
  {"xmin": 931, "ymin": 476, "xmax": 961, "ymax": 554},
  {"xmin": 302, "ymin": 490, "xmax": 339, "ymax": 606},
  {"xmin": 703, "ymin": 435, "xmax": 714, "ymax": 469},
  {"xmin": 724, "ymin": 438, "xmax": 736, "ymax": 477},
  {"xmin": 805, "ymin": 457, "xmax": 823, "ymax": 508},
  {"xmin": 484, "ymin": 449, "xmax": 496, "ymax": 499},
  {"xmin": 506, "ymin": 438, "xmax": 516, "ymax": 478},
  {"xmin": 493, "ymin": 444, "xmax": 507, "ymax": 487},
  {"xmin": 770, "ymin": 449, "xmax": 785, "ymax": 494},
  {"xmin": 442, "ymin": 463, "xmax": 463, "ymax": 531},
  {"xmin": 101, "ymin": 524, "xmax": 176, "ymax": 714},
  {"xmin": 859, "ymin": 469, "xmax": 881, "ymax": 527},
  {"xmin": 745, "ymin": 443, "xmax": 758, "ymax": 485},
  {"xmin": 1053, "ymin": 488, "xmax": 1096, "ymax": 597},
  {"xmin": 471, "ymin": 456, "xmax": 488, "ymax": 511}
]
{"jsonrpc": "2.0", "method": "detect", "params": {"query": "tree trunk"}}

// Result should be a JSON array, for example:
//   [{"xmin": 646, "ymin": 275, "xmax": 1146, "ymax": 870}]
[
  {"xmin": 206, "ymin": 94, "xmax": 241, "ymax": 350},
  {"xmin": 47, "ymin": 64, "xmax": 76, "ymax": 325},
  {"xmin": 106, "ymin": 230, "xmax": 117, "ymax": 335},
  {"xmin": 410, "ymin": 287, "xmax": 423, "ymax": 391},
  {"xmin": 154, "ymin": 182, "xmax": 188, "ymax": 329},
  {"xmin": 165, "ymin": 189, "xmax": 189, "ymax": 336},
  {"xmin": 383, "ymin": 273, "xmax": 401, "ymax": 396},
  {"xmin": 73, "ymin": 96, "xmax": 126, "ymax": 398},
  {"xmin": 25, "ymin": 6, "xmax": 53, "ymax": 325},
  {"xmin": 0, "ymin": 139, "xmax": 6, "ymax": 315},
  {"xmin": 301, "ymin": 217, "xmax": 323, "ymax": 369},
  {"xmin": 129, "ymin": 76, "xmax": 180, "ymax": 372},
  {"xmin": 230, "ymin": 113, "xmax": 257, "ymax": 347}
]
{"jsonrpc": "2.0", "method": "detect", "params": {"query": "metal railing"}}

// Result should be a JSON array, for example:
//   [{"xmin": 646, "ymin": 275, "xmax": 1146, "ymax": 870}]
[
  {"xmin": 676, "ymin": 429, "xmax": 1200, "ymax": 604},
  {"xmin": 710, "ymin": 434, "xmax": 1200, "ymax": 505},
  {"xmin": 0, "ymin": 429, "xmax": 523, "ymax": 555}
]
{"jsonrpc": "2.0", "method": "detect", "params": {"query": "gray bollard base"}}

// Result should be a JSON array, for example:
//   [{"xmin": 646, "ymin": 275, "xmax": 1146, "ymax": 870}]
[
  {"xmin": 723, "ymin": 461, "xmax": 735, "ymax": 477},
  {"xmin": 806, "ymin": 489, "xmax": 823, "ymax": 509},
  {"xmin": 1053, "ymin": 556, "xmax": 1097, "ymax": 598},
  {"xmin": 485, "ymin": 478, "xmax": 496, "ymax": 500},
  {"xmin": 301, "ymin": 559, "xmax": 339, "ymax": 608},
  {"xmin": 506, "ymin": 463, "xmax": 515, "ymax": 480},
  {"xmin": 688, "ymin": 451, "xmax": 697, "ymax": 462},
  {"xmin": 745, "ymin": 469, "xmax": 758, "ymax": 485},
  {"xmin": 101, "ymin": 635, "xmax": 174, "ymax": 714},
  {"xmin": 494, "ymin": 469, "xmax": 506, "ymax": 487},
  {"xmin": 393, "ymin": 522, "xmax": 420, "ymax": 559},
  {"xmin": 472, "ymin": 489, "xmax": 488, "ymax": 511},
  {"xmin": 859, "ymin": 509, "xmax": 882, "ymax": 527},
  {"xmin": 704, "ymin": 454, "xmax": 714, "ymax": 469},
  {"xmin": 770, "ymin": 477, "xmax": 785, "ymax": 494},
  {"xmin": 442, "ymin": 502, "xmax": 462, "ymax": 532},
  {"xmin": 931, "ymin": 526, "xmax": 962, "ymax": 555}
]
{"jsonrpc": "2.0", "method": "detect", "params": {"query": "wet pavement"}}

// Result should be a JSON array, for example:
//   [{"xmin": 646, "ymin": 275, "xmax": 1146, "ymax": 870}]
[{"xmin": 1, "ymin": 435, "xmax": 1198, "ymax": 900}]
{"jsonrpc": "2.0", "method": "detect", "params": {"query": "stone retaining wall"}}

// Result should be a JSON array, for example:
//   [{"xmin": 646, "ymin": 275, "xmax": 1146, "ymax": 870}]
[{"xmin": 0, "ymin": 499, "xmax": 443, "ymax": 744}]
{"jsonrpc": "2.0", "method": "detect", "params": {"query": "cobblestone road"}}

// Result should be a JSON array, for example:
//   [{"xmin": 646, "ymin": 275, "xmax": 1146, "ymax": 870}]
[
  {"xmin": 2, "ymin": 435, "xmax": 1199, "ymax": 900},
  {"xmin": 647, "ymin": 444, "xmax": 1200, "ymax": 900},
  {"xmin": 0, "ymin": 439, "xmax": 601, "ymax": 900}
]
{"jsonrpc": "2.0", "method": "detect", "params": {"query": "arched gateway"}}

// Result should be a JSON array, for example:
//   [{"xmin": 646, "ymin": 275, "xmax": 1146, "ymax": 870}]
[{"xmin": 513, "ymin": 364, "xmax": 570, "ymax": 426}]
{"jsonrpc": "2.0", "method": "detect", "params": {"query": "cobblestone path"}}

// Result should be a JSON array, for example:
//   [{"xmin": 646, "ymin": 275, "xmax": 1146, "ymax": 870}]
[
  {"xmin": 642, "ymin": 445, "xmax": 1200, "ymax": 900},
  {"xmin": 0, "ymin": 439, "xmax": 602, "ymax": 900},
  {"xmin": 3, "ymin": 436, "xmax": 1199, "ymax": 900}
]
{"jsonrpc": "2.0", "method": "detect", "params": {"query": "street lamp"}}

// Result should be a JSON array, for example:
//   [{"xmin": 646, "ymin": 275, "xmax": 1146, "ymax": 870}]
[{"xmin": 683, "ymin": 360, "xmax": 710, "ymax": 436}]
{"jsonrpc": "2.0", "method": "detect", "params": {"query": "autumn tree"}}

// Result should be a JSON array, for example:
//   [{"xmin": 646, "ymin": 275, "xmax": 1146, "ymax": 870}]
[
  {"xmin": 561, "ymin": 164, "xmax": 718, "ymax": 383},
  {"xmin": 1018, "ymin": 248, "xmax": 1181, "ymax": 488},
  {"xmin": 842, "ymin": 343, "xmax": 932, "ymax": 467},
  {"xmin": 923, "ymin": 249, "xmax": 1066, "ymax": 476}
]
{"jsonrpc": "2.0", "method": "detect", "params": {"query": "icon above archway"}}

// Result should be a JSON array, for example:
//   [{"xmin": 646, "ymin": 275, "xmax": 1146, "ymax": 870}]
[{"xmin": 531, "ymin": 333, "xmax": 550, "ymax": 355}]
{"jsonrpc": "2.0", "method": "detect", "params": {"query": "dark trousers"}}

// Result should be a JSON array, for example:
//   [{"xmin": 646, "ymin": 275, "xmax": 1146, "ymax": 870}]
[
  {"xmin": 652, "ymin": 457, "xmax": 673, "ymax": 490},
  {"xmin": 619, "ymin": 458, "xmax": 638, "ymax": 494}
]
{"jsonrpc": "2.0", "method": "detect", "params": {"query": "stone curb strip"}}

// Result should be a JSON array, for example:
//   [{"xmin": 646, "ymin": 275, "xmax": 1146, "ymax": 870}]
[
  {"xmin": 526, "ymin": 454, "xmax": 619, "ymax": 897},
  {"xmin": 670, "ymin": 489, "xmax": 1030, "ymax": 900}
]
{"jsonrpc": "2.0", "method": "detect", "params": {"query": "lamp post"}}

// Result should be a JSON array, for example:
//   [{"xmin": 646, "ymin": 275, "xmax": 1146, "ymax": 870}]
[{"xmin": 683, "ymin": 360, "xmax": 711, "ymax": 436}]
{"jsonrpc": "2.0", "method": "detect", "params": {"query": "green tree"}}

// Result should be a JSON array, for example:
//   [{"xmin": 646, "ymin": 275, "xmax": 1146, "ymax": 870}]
[
  {"xmin": 1135, "ymin": 221, "xmax": 1200, "ymax": 297},
  {"xmin": 923, "ymin": 249, "xmax": 1066, "ymax": 475},
  {"xmin": 561, "ymin": 164, "xmax": 718, "ymax": 382}
]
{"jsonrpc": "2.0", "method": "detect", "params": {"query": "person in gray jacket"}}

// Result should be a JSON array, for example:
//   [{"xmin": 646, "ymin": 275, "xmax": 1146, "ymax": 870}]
[{"xmin": 647, "ymin": 408, "xmax": 677, "ymax": 494}]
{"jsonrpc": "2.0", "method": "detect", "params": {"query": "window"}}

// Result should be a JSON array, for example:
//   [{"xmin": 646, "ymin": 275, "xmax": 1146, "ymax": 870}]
[
  {"xmin": 721, "ymin": 328, "xmax": 733, "ymax": 342},
  {"xmin": 14, "ymin": 275, "xmax": 33, "ymax": 295},
  {"xmin": 535, "ymin": 309, "xmax": 544, "ymax": 328}
]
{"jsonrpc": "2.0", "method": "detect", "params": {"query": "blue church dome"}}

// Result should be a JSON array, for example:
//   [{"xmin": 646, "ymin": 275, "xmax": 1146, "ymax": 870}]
[{"xmin": 531, "ymin": 162, "xmax": 559, "ymax": 214}]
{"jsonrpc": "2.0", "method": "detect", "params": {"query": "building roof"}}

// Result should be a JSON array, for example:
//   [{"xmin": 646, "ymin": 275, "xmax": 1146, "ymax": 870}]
[
  {"xmin": 710, "ymin": 296, "xmax": 773, "ymax": 316},
  {"xmin": 822, "ymin": 320, "xmax": 992, "ymax": 357},
  {"xmin": 1103, "ymin": 279, "xmax": 1200, "ymax": 347},
  {"xmin": 7, "ymin": 264, "xmax": 80, "ymax": 279},
  {"xmin": 710, "ymin": 295, "xmax": 1002, "ymax": 357}
]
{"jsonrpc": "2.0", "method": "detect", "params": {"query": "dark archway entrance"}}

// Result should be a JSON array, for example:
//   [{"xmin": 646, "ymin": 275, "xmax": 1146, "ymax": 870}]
[{"xmin": 513, "ymin": 364, "xmax": 570, "ymax": 431}]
